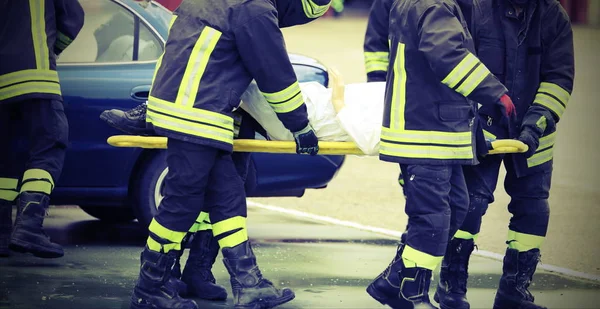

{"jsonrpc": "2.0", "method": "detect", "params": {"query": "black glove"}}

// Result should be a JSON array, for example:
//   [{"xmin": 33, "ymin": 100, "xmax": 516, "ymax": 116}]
[
  {"xmin": 292, "ymin": 124, "xmax": 319, "ymax": 155},
  {"xmin": 518, "ymin": 128, "xmax": 539, "ymax": 158}
]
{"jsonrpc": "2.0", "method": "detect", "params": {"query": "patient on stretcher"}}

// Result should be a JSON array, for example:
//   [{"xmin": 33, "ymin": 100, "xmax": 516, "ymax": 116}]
[{"xmin": 240, "ymin": 71, "xmax": 385, "ymax": 155}]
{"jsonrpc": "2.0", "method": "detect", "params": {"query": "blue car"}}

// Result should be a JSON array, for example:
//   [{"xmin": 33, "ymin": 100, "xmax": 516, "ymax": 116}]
[{"xmin": 43, "ymin": 0, "xmax": 344, "ymax": 225}]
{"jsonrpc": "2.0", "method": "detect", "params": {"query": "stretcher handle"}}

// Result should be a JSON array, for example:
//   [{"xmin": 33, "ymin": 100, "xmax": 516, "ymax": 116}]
[{"xmin": 107, "ymin": 135, "xmax": 528, "ymax": 156}]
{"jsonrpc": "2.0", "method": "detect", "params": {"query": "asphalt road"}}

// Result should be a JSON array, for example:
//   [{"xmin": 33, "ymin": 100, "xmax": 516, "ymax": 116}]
[
  {"xmin": 253, "ymin": 11, "xmax": 600, "ymax": 276},
  {"xmin": 1, "ymin": 206, "xmax": 599, "ymax": 309}
]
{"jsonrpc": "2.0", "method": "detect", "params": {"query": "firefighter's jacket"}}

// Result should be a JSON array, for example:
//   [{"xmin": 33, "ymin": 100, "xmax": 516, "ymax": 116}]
[
  {"xmin": 471, "ymin": 0, "xmax": 574, "ymax": 176},
  {"xmin": 146, "ymin": 0, "xmax": 330, "ymax": 152},
  {"xmin": 0, "ymin": 0, "xmax": 84, "ymax": 104},
  {"xmin": 380, "ymin": 0, "xmax": 508, "ymax": 165},
  {"xmin": 363, "ymin": 0, "xmax": 394, "ymax": 82}
]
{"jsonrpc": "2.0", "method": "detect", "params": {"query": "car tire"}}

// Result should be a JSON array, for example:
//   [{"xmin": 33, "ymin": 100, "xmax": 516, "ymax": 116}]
[
  {"xmin": 131, "ymin": 150, "xmax": 168, "ymax": 227},
  {"xmin": 79, "ymin": 206, "xmax": 135, "ymax": 223}
]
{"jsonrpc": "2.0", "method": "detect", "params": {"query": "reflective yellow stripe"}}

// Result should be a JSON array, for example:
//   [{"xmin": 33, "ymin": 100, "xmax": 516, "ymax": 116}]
[
  {"xmin": 455, "ymin": 62, "xmax": 492, "ymax": 97},
  {"xmin": 148, "ymin": 219, "xmax": 187, "ymax": 243},
  {"xmin": 147, "ymin": 110, "xmax": 233, "ymax": 144},
  {"xmin": 539, "ymin": 82, "xmax": 570, "ymax": 107},
  {"xmin": 189, "ymin": 211, "xmax": 212, "ymax": 232},
  {"xmin": 20, "ymin": 180, "xmax": 52, "ymax": 194},
  {"xmin": 390, "ymin": 43, "xmax": 407, "ymax": 130},
  {"xmin": 527, "ymin": 133, "xmax": 556, "ymax": 167},
  {"xmin": 217, "ymin": 228, "xmax": 248, "ymax": 248},
  {"xmin": 0, "ymin": 178, "xmax": 18, "ymax": 190},
  {"xmin": 0, "ymin": 81, "xmax": 61, "ymax": 101},
  {"xmin": 23, "ymin": 169, "xmax": 54, "ymax": 186},
  {"xmin": 380, "ymin": 141, "xmax": 474, "ymax": 160},
  {"xmin": 261, "ymin": 82, "xmax": 304, "ymax": 114},
  {"xmin": 0, "ymin": 69, "xmax": 59, "ymax": 88},
  {"xmin": 382, "ymin": 127, "xmax": 471, "ymax": 145},
  {"xmin": 454, "ymin": 230, "xmax": 479, "ymax": 241},
  {"xmin": 365, "ymin": 51, "xmax": 389, "ymax": 71},
  {"xmin": 0, "ymin": 189, "xmax": 18, "ymax": 202},
  {"xmin": 536, "ymin": 116, "xmax": 547, "ymax": 132},
  {"xmin": 149, "ymin": 95, "xmax": 232, "ymax": 127},
  {"xmin": 301, "ymin": 0, "xmax": 331, "ymax": 18},
  {"xmin": 365, "ymin": 62, "xmax": 389, "ymax": 73},
  {"xmin": 29, "ymin": 0, "xmax": 49, "ymax": 70},
  {"xmin": 401, "ymin": 245, "xmax": 443, "ymax": 270},
  {"xmin": 55, "ymin": 31, "xmax": 73, "ymax": 51},
  {"xmin": 146, "ymin": 237, "xmax": 181, "ymax": 253},
  {"xmin": 212, "ymin": 216, "xmax": 246, "ymax": 236},
  {"xmin": 483, "ymin": 130, "xmax": 496, "ymax": 140},
  {"xmin": 507, "ymin": 230, "xmax": 545, "ymax": 252},
  {"xmin": 534, "ymin": 92, "xmax": 566, "ymax": 119},
  {"xmin": 177, "ymin": 27, "xmax": 221, "ymax": 107},
  {"xmin": 442, "ymin": 53, "xmax": 479, "ymax": 89}
]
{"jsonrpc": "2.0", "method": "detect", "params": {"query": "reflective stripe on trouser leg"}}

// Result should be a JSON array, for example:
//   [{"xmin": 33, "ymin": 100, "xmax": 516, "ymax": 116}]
[
  {"xmin": 189, "ymin": 211, "xmax": 212, "ymax": 233},
  {"xmin": 0, "ymin": 178, "xmax": 19, "ymax": 202},
  {"xmin": 507, "ymin": 230, "xmax": 545, "ymax": 252},
  {"xmin": 212, "ymin": 216, "xmax": 247, "ymax": 248},
  {"xmin": 20, "ymin": 169, "xmax": 54, "ymax": 195},
  {"xmin": 400, "ymin": 164, "xmax": 454, "ymax": 270},
  {"xmin": 148, "ymin": 139, "xmax": 220, "ymax": 253}
]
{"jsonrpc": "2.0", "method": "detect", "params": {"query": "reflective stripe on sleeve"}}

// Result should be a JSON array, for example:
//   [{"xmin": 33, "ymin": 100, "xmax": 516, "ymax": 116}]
[
  {"xmin": 301, "ymin": 0, "xmax": 331, "ymax": 18},
  {"xmin": 261, "ymin": 82, "xmax": 305, "ymax": 114},
  {"xmin": 534, "ymin": 82, "xmax": 570, "ymax": 119}
]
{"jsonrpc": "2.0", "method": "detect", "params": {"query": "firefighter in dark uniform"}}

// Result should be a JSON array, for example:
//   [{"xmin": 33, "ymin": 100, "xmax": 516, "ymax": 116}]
[
  {"xmin": 127, "ymin": 1, "xmax": 331, "ymax": 309},
  {"xmin": 434, "ymin": 1, "xmax": 574, "ymax": 309},
  {"xmin": 365, "ymin": 0, "xmax": 516, "ymax": 307},
  {"xmin": 363, "ymin": 0, "xmax": 394, "ymax": 82},
  {"xmin": 0, "ymin": 0, "xmax": 84, "ymax": 258}
]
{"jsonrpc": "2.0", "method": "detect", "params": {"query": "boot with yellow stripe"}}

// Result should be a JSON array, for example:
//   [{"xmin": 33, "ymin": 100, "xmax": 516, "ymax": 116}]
[
  {"xmin": 222, "ymin": 241, "xmax": 295, "ymax": 309},
  {"xmin": 9, "ymin": 192, "xmax": 63, "ymax": 258}
]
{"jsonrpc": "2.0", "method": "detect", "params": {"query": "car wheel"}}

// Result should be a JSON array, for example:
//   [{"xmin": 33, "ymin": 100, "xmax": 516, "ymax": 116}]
[
  {"xmin": 79, "ymin": 205, "xmax": 135, "ymax": 223},
  {"xmin": 131, "ymin": 150, "xmax": 168, "ymax": 227}
]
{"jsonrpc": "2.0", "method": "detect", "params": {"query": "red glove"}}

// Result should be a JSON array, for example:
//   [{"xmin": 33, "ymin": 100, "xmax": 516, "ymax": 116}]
[{"xmin": 500, "ymin": 94, "xmax": 516, "ymax": 117}]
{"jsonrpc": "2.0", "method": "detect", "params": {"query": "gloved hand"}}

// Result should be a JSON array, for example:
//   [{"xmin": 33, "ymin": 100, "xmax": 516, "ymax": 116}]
[
  {"xmin": 293, "ymin": 124, "xmax": 319, "ymax": 155},
  {"xmin": 499, "ymin": 94, "xmax": 516, "ymax": 118},
  {"xmin": 518, "ymin": 128, "xmax": 539, "ymax": 158}
]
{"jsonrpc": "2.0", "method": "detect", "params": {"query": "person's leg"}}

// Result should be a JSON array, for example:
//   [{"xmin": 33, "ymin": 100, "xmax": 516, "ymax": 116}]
[
  {"xmin": 131, "ymin": 138, "xmax": 219, "ymax": 309},
  {"xmin": 203, "ymin": 152, "xmax": 295, "ymax": 308},
  {"xmin": 493, "ymin": 157, "xmax": 551, "ymax": 309},
  {"xmin": 0, "ymin": 103, "xmax": 20, "ymax": 257},
  {"xmin": 435, "ymin": 155, "xmax": 503, "ymax": 309},
  {"xmin": 9, "ymin": 99, "xmax": 68, "ymax": 258}
]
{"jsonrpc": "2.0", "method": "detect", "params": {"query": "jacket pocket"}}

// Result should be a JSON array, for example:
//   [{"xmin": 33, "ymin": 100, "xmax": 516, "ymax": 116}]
[
  {"xmin": 438, "ymin": 102, "xmax": 473, "ymax": 121},
  {"xmin": 477, "ymin": 36, "xmax": 505, "ymax": 77}
]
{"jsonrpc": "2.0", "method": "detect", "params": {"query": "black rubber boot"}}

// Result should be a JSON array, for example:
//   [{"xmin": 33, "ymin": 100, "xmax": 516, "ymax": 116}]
[
  {"xmin": 130, "ymin": 247, "xmax": 198, "ymax": 309},
  {"xmin": 434, "ymin": 238, "xmax": 475, "ymax": 309},
  {"xmin": 181, "ymin": 230, "xmax": 227, "ymax": 300},
  {"xmin": 0, "ymin": 200, "xmax": 12, "ymax": 257},
  {"xmin": 493, "ymin": 248, "xmax": 547, "ymax": 309},
  {"xmin": 222, "ymin": 241, "xmax": 295, "ymax": 309},
  {"xmin": 9, "ymin": 192, "xmax": 63, "ymax": 258},
  {"xmin": 366, "ymin": 233, "xmax": 414, "ymax": 309},
  {"xmin": 398, "ymin": 267, "xmax": 438, "ymax": 309},
  {"xmin": 168, "ymin": 248, "xmax": 188, "ymax": 296},
  {"xmin": 100, "ymin": 102, "xmax": 154, "ymax": 136}
]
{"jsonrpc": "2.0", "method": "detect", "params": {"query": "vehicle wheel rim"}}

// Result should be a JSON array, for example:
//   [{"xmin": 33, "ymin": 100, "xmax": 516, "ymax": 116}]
[{"xmin": 154, "ymin": 167, "xmax": 168, "ymax": 210}]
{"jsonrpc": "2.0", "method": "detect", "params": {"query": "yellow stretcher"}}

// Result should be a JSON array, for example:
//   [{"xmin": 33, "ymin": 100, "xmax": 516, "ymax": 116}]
[{"xmin": 107, "ymin": 135, "xmax": 528, "ymax": 156}]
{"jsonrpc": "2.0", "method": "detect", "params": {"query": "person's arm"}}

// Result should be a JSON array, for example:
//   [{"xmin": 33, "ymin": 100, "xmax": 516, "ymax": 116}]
[
  {"xmin": 518, "ymin": 3, "xmax": 574, "ymax": 157},
  {"xmin": 234, "ymin": 8, "xmax": 318, "ymax": 154},
  {"xmin": 415, "ymin": 1, "xmax": 508, "ymax": 108},
  {"xmin": 364, "ymin": 0, "xmax": 393, "ymax": 82},
  {"xmin": 53, "ymin": 0, "xmax": 85, "ymax": 55}
]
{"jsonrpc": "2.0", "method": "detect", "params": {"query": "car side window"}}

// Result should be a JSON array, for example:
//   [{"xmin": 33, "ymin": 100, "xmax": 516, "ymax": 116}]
[{"xmin": 57, "ymin": 0, "xmax": 163, "ymax": 63}]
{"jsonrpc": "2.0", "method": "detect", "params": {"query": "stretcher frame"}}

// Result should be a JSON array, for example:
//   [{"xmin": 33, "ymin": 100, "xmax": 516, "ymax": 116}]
[{"xmin": 107, "ymin": 135, "xmax": 528, "ymax": 156}]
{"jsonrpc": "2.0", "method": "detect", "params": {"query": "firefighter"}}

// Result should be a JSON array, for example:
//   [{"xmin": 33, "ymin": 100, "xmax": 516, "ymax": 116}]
[
  {"xmin": 127, "ymin": 0, "xmax": 330, "ymax": 308},
  {"xmin": 365, "ymin": 0, "xmax": 516, "ymax": 307},
  {"xmin": 434, "ymin": 1, "xmax": 574, "ymax": 309},
  {"xmin": 0, "ymin": 0, "xmax": 84, "ymax": 259},
  {"xmin": 363, "ymin": 0, "xmax": 394, "ymax": 83}
]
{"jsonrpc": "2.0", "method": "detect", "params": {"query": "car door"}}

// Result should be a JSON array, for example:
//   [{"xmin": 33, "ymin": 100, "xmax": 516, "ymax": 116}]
[{"xmin": 55, "ymin": 0, "xmax": 163, "ymax": 193}]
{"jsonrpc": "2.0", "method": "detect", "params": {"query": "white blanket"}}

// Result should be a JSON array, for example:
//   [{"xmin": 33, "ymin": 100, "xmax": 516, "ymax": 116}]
[{"xmin": 240, "ymin": 81, "xmax": 385, "ymax": 155}]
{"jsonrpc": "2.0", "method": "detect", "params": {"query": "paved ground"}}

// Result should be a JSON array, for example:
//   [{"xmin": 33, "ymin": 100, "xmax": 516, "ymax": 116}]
[
  {"xmin": 253, "ymin": 10, "xmax": 600, "ymax": 276},
  {"xmin": 1, "ymin": 207, "xmax": 600, "ymax": 309}
]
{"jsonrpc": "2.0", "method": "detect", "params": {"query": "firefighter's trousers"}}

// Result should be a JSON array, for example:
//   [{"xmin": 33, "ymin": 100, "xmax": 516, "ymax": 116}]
[
  {"xmin": 146, "ymin": 138, "xmax": 250, "ymax": 253},
  {"xmin": 399, "ymin": 164, "xmax": 469, "ymax": 270},
  {"xmin": 456, "ymin": 154, "xmax": 551, "ymax": 251},
  {"xmin": 0, "ymin": 99, "xmax": 68, "ymax": 202}
]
